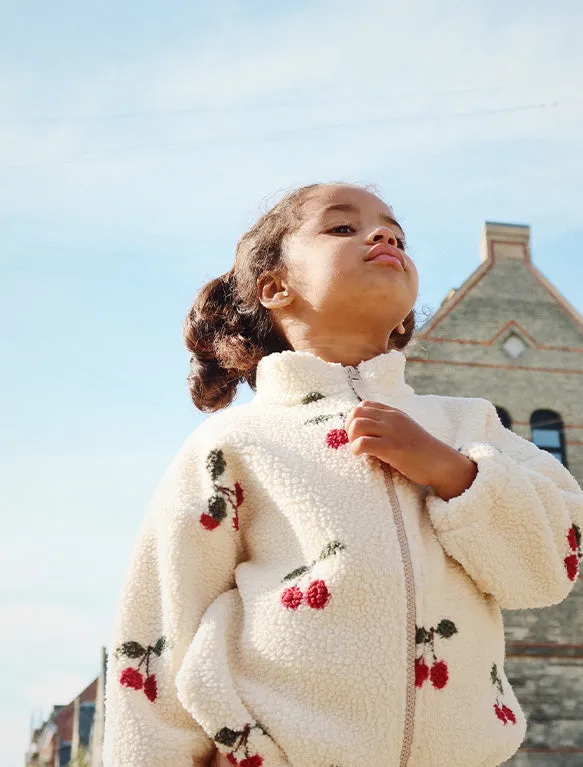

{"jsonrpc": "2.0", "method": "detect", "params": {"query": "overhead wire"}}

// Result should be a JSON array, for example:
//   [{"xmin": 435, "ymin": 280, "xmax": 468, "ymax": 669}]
[{"xmin": 1, "ymin": 98, "xmax": 576, "ymax": 172}]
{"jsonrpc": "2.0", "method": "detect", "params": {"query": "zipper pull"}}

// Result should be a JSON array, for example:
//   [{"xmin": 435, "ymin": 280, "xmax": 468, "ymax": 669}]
[
  {"xmin": 345, "ymin": 365, "xmax": 361, "ymax": 382},
  {"xmin": 345, "ymin": 365, "xmax": 364, "ymax": 401}
]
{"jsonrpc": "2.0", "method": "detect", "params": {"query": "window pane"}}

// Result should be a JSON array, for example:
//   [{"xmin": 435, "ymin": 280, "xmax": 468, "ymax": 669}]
[
  {"xmin": 532, "ymin": 428, "xmax": 561, "ymax": 448},
  {"xmin": 495, "ymin": 406, "xmax": 512, "ymax": 429}
]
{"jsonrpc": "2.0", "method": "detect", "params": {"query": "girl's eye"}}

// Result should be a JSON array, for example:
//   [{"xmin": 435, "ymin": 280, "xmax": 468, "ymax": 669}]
[
  {"xmin": 329, "ymin": 224, "xmax": 355, "ymax": 234},
  {"xmin": 396, "ymin": 237, "xmax": 406, "ymax": 250}
]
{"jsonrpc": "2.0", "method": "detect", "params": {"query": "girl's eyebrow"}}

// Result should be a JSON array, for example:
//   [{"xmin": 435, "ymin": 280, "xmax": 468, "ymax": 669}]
[{"xmin": 320, "ymin": 202, "xmax": 404, "ymax": 234}]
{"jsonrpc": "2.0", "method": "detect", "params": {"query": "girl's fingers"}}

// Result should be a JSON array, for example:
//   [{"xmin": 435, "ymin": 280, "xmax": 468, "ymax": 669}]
[
  {"xmin": 346, "ymin": 415, "xmax": 386, "ymax": 439},
  {"xmin": 349, "ymin": 434, "xmax": 385, "ymax": 457},
  {"xmin": 345, "ymin": 400, "xmax": 403, "ymax": 428}
]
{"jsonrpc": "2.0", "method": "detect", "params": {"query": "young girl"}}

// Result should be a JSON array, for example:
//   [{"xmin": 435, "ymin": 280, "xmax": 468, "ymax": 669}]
[{"xmin": 102, "ymin": 182, "xmax": 583, "ymax": 767}]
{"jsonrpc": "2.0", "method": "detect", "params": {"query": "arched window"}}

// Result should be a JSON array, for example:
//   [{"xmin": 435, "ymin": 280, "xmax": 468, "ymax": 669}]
[
  {"xmin": 530, "ymin": 409, "xmax": 567, "ymax": 467},
  {"xmin": 495, "ymin": 406, "xmax": 512, "ymax": 430}
]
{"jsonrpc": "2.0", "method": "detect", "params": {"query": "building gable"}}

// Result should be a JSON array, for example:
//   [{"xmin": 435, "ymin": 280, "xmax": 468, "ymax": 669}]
[{"xmin": 413, "ymin": 222, "xmax": 583, "ymax": 360}]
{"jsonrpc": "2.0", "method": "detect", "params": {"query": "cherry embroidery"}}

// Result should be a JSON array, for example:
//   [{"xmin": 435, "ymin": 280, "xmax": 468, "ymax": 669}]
[
  {"xmin": 491, "ymin": 663, "xmax": 516, "ymax": 725},
  {"xmin": 281, "ymin": 580, "xmax": 331, "ymax": 610},
  {"xmin": 564, "ymin": 524, "xmax": 582, "ymax": 581},
  {"xmin": 305, "ymin": 579, "xmax": 331, "ymax": 608},
  {"xmin": 119, "ymin": 667, "xmax": 143, "ymax": 690},
  {"xmin": 303, "ymin": 408, "xmax": 350, "ymax": 450},
  {"xmin": 115, "ymin": 636, "xmax": 166, "ymax": 702},
  {"xmin": 326, "ymin": 429, "xmax": 349, "ymax": 449},
  {"xmin": 200, "ymin": 448, "xmax": 244, "ymax": 532},
  {"xmin": 280, "ymin": 541, "xmax": 345, "ymax": 610},
  {"xmin": 215, "ymin": 722, "xmax": 267, "ymax": 766},
  {"xmin": 281, "ymin": 585, "xmax": 303, "ymax": 610},
  {"xmin": 415, "ymin": 619, "xmax": 458, "ymax": 689}
]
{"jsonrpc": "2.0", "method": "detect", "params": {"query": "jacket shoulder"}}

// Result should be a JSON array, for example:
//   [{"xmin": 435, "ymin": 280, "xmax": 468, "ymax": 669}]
[
  {"xmin": 412, "ymin": 392, "xmax": 495, "ymax": 423},
  {"xmin": 179, "ymin": 401, "xmax": 259, "ymax": 458}
]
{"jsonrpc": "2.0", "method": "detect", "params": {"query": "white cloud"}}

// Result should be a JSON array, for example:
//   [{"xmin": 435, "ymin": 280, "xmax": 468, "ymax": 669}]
[{"xmin": 1, "ymin": 0, "xmax": 582, "ymax": 242}]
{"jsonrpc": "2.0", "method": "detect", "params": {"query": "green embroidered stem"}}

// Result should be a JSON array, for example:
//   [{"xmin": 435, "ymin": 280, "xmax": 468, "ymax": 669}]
[{"xmin": 281, "ymin": 541, "xmax": 346, "ymax": 583}]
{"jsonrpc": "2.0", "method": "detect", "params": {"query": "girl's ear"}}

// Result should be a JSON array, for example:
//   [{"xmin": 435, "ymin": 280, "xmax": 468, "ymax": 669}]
[
  {"xmin": 257, "ymin": 272, "xmax": 289, "ymax": 309},
  {"xmin": 396, "ymin": 322, "xmax": 406, "ymax": 334}
]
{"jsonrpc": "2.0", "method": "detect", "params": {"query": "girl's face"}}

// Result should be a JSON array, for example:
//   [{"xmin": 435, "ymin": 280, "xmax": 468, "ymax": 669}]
[{"xmin": 260, "ymin": 184, "xmax": 419, "ymax": 357}]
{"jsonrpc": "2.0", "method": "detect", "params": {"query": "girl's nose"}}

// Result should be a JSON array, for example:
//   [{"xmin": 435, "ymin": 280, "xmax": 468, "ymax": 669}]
[{"xmin": 367, "ymin": 226, "xmax": 399, "ymax": 247}]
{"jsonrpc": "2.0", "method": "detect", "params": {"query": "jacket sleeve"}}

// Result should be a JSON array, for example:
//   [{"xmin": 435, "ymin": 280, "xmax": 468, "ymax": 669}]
[
  {"xmin": 102, "ymin": 430, "xmax": 253, "ymax": 767},
  {"xmin": 425, "ymin": 398, "xmax": 583, "ymax": 610}
]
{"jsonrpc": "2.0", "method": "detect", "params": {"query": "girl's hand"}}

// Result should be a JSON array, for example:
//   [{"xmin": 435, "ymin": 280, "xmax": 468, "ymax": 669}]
[{"xmin": 344, "ymin": 400, "xmax": 478, "ymax": 501}]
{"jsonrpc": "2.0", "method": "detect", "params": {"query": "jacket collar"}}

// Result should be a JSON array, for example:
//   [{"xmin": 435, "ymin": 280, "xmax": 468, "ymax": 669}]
[{"xmin": 253, "ymin": 348, "xmax": 414, "ymax": 406}]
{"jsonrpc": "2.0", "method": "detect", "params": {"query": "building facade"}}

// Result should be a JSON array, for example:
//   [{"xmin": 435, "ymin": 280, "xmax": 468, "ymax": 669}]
[
  {"xmin": 25, "ymin": 647, "xmax": 106, "ymax": 767},
  {"xmin": 405, "ymin": 222, "xmax": 583, "ymax": 766}
]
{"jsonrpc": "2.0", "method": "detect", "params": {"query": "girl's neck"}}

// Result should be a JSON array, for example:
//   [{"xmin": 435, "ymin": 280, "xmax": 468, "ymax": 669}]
[{"xmin": 284, "ymin": 334, "xmax": 393, "ymax": 368}]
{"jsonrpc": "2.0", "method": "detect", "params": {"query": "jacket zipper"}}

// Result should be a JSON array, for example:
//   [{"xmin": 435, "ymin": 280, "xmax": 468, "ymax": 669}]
[{"xmin": 345, "ymin": 365, "xmax": 416, "ymax": 767}]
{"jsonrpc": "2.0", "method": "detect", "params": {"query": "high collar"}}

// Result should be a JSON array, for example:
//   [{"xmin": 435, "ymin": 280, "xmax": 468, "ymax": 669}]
[{"xmin": 253, "ymin": 348, "xmax": 414, "ymax": 406}]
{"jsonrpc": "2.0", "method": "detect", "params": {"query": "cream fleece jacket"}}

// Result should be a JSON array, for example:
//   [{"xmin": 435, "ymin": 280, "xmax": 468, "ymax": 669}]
[{"xmin": 102, "ymin": 349, "xmax": 583, "ymax": 767}]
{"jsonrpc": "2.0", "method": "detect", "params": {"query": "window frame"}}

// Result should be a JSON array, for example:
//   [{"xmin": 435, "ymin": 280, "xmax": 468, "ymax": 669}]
[{"xmin": 530, "ymin": 409, "xmax": 568, "ymax": 468}]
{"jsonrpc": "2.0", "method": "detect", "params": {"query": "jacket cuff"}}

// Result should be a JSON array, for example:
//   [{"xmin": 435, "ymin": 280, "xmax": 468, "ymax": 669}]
[{"xmin": 426, "ymin": 442, "xmax": 510, "ymax": 533}]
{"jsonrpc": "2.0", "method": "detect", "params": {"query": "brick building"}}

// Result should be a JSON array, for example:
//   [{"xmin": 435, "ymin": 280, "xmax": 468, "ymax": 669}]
[
  {"xmin": 405, "ymin": 222, "xmax": 583, "ymax": 766},
  {"xmin": 25, "ymin": 647, "xmax": 106, "ymax": 767}
]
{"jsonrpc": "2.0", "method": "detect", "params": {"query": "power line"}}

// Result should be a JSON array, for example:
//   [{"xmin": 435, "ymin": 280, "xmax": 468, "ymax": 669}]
[
  {"xmin": 0, "ymin": 83, "xmax": 575, "ymax": 127},
  {"xmin": 1, "ymin": 99, "xmax": 572, "ymax": 172}
]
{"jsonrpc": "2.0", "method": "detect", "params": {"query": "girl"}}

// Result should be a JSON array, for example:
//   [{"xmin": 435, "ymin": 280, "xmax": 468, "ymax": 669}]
[{"xmin": 102, "ymin": 182, "xmax": 583, "ymax": 767}]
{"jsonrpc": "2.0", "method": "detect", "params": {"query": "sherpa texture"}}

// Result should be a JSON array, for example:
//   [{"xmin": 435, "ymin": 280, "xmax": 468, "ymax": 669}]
[{"xmin": 102, "ymin": 349, "xmax": 583, "ymax": 767}]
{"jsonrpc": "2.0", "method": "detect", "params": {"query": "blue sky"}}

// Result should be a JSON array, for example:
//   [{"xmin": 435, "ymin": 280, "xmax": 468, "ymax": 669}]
[{"xmin": 2, "ymin": 1, "xmax": 583, "ymax": 764}]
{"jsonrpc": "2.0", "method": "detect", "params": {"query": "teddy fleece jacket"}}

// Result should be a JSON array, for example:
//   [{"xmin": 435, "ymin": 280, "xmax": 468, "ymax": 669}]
[{"xmin": 102, "ymin": 348, "xmax": 583, "ymax": 767}]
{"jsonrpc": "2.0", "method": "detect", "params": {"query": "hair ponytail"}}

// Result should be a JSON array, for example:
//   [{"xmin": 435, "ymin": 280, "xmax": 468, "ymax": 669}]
[{"xmin": 183, "ymin": 270, "xmax": 290, "ymax": 413}]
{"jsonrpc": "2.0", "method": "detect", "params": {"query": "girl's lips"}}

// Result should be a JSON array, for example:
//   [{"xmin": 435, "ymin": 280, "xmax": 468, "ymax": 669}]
[
  {"xmin": 366, "ymin": 243, "xmax": 405, "ymax": 268},
  {"xmin": 369, "ymin": 253, "xmax": 403, "ymax": 267}
]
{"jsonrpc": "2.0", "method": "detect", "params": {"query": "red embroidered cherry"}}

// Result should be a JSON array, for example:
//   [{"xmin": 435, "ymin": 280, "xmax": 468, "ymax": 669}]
[
  {"xmin": 200, "ymin": 513, "xmax": 221, "ymax": 530},
  {"xmin": 494, "ymin": 704, "xmax": 507, "ymax": 723},
  {"xmin": 144, "ymin": 674, "xmax": 158, "ymax": 702},
  {"xmin": 568, "ymin": 526, "xmax": 578, "ymax": 551},
  {"xmin": 226, "ymin": 755, "xmax": 239, "ymax": 766},
  {"xmin": 415, "ymin": 658, "xmax": 430, "ymax": 688},
  {"xmin": 326, "ymin": 428, "xmax": 349, "ymax": 449},
  {"xmin": 501, "ymin": 705, "xmax": 516, "ymax": 724},
  {"xmin": 120, "ymin": 667, "xmax": 144, "ymax": 690},
  {"xmin": 430, "ymin": 660, "xmax": 448, "ymax": 689},
  {"xmin": 235, "ymin": 482, "xmax": 244, "ymax": 506},
  {"xmin": 240, "ymin": 756, "xmax": 263, "ymax": 767},
  {"xmin": 564, "ymin": 554, "xmax": 579, "ymax": 581},
  {"xmin": 305, "ymin": 579, "xmax": 330, "ymax": 609},
  {"xmin": 281, "ymin": 586, "xmax": 303, "ymax": 609}
]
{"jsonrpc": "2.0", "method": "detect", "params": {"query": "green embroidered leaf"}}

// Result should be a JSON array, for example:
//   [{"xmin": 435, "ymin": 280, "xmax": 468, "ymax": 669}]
[
  {"xmin": 490, "ymin": 663, "xmax": 498, "ymax": 685},
  {"xmin": 319, "ymin": 541, "xmax": 346, "ymax": 560},
  {"xmin": 152, "ymin": 637, "xmax": 166, "ymax": 656},
  {"xmin": 214, "ymin": 727, "xmax": 240, "ymax": 747},
  {"xmin": 117, "ymin": 641, "xmax": 145, "ymax": 659},
  {"xmin": 436, "ymin": 619, "xmax": 458, "ymax": 639},
  {"xmin": 206, "ymin": 449, "xmax": 226, "ymax": 480},
  {"xmin": 302, "ymin": 392, "xmax": 325, "ymax": 404},
  {"xmin": 304, "ymin": 414, "xmax": 335, "ymax": 425},
  {"xmin": 282, "ymin": 565, "xmax": 310, "ymax": 582},
  {"xmin": 574, "ymin": 524, "xmax": 581, "ymax": 549},
  {"xmin": 208, "ymin": 494, "xmax": 227, "ymax": 521},
  {"xmin": 415, "ymin": 627, "xmax": 430, "ymax": 644}
]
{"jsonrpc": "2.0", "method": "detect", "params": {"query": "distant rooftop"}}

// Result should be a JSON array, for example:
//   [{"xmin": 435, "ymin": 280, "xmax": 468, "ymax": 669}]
[{"xmin": 484, "ymin": 221, "xmax": 529, "ymax": 229}]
